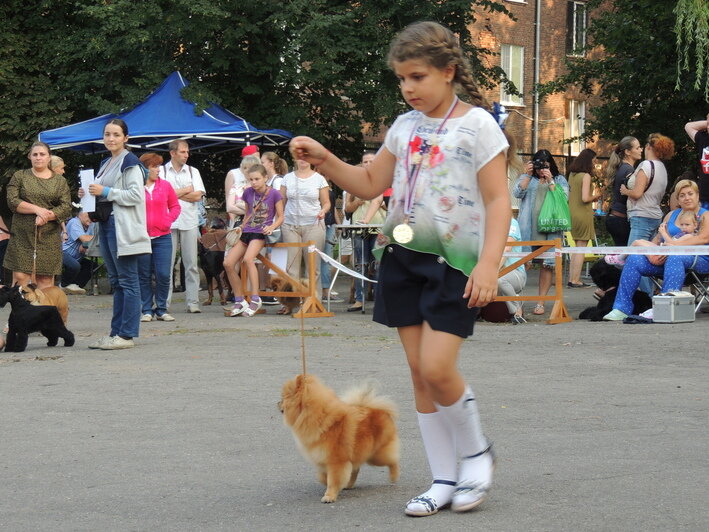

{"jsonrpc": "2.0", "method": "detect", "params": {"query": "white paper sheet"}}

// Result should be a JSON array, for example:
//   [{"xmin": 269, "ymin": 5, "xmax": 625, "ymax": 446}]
[
  {"xmin": 79, "ymin": 169, "xmax": 96, "ymax": 212},
  {"xmin": 269, "ymin": 247, "xmax": 288, "ymax": 275}
]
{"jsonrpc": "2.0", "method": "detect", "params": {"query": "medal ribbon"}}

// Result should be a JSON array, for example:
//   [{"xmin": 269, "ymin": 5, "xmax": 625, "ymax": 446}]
[{"xmin": 402, "ymin": 96, "xmax": 459, "ymax": 216}]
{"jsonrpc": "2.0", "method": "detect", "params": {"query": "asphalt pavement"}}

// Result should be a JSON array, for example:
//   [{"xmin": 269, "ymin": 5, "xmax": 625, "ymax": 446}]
[{"xmin": 1, "ymin": 275, "xmax": 707, "ymax": 531}]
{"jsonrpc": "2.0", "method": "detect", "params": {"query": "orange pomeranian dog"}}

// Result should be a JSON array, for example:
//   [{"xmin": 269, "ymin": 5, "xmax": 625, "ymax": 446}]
[{"xmin": 279, "ymin": 374, "xmax": 400, "ymax": 503}]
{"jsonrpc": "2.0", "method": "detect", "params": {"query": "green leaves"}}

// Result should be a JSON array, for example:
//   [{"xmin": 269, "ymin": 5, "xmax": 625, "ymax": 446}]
[
  {"xmin": 540, "ymin": 0, "xmax": 707, "ymax": 175},
  {"xmin": 0, "ymin": 0, "xmax": 510, "ymax": 193}
]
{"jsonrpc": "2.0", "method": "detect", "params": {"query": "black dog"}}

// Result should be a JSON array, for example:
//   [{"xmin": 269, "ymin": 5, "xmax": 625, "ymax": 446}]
[
  {"xmin": 579, "ymin": 260, "xmax": 652, "ymax": 321},
  {"xmin": 198, "ymin": 222, "xmax": 230, "ymax": 306},
  {"xmin": 0, "ymin": 285, "xmax": 75, "ymax": 352}
]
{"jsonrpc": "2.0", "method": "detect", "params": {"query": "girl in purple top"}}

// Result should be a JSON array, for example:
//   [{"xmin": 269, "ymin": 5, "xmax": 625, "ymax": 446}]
[{"xmin": 224, "ymin": 163, "xmax": 284, "ymax": 317}]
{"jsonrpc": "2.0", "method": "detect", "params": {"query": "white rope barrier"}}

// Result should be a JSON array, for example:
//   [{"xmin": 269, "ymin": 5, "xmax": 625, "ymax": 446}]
[
  {"xmin": 505, "ymin": 245, "xmax": 709, "ymax": 258},
  {"xmin": 310, "ymin": 245, "xmax": 378, "ymax": 283}
]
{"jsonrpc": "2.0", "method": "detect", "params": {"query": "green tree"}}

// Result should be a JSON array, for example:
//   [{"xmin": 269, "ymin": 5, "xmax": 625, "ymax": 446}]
[
  {"xmin": 0, "ymin": 0, "xmax": 511, "ymax": 195},
  {"xmin": 540, "ymin": 0, "xmax": 707, "ymax": 176}
]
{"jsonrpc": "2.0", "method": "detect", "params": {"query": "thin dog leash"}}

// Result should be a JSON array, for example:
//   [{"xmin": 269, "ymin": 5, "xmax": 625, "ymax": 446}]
[
  {"xmin": 31, "ymin": 224, "xmax": 41, "ymax": 284},
  {"xmin": 299, "ymin": 298, "xmax": 307, "ymax": 376}
]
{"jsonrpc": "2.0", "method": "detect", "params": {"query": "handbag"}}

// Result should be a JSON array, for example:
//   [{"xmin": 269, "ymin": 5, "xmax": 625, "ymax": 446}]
[
  {"xmin": 88, "ymin": 200, "xmax": 113, "ymax": 223},
  {"xmin": 266, "ymin": 228, "xmax": 282, "ymax": 245},
  {"xmin": 625, "ymin": 161, "xmax": 655, "ymax": 191},
  {"xmin": 537, "ymin": 185, "xmax": 572, "ymax": 233}
]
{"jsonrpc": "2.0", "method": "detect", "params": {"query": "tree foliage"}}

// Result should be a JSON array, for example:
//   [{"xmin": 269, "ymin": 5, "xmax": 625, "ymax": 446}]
[
  {"xmin": 0, "ymin": 0, "xmax": 510, "ymax": 194},
  {"xmin": 539, "ymin": 0, "xmax": 707, "ymax": 175},
  {"xmin": 674, "ymin": 0, "xmax": 709, "ymax": 102}
]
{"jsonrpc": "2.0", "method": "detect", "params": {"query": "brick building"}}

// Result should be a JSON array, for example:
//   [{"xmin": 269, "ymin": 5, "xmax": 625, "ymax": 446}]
[
  {"xmin": 470, "ymin": 0, "xmax": 596, "ymax": 164},
  {"xmin": 364, "ymin": 1, "xmax": 600, "ymax": 171}
]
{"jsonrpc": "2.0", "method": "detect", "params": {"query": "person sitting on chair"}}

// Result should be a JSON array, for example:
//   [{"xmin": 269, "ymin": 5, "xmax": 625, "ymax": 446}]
[
  {"xmin": 61, "ymin": 211, "xmax": 94, "ymax": 294},
  {"xmin": 604, "ymin": 180, "xmax": 709, "ymax": 321}
]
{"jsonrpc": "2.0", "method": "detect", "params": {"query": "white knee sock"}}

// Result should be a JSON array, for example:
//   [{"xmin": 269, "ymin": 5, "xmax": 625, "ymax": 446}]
[
  {"xmin": 436, "ymin": 386, "xmax": 492, "ymax": 485},
  {"xmin": 413, "ymin": 411, "xmax": 457, "ymax": 505}
]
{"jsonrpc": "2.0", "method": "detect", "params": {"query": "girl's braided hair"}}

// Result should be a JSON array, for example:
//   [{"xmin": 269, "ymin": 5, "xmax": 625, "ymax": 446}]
[{"xmin": 387, "ymin": 21, "xmax": 490, "ymax": 110}]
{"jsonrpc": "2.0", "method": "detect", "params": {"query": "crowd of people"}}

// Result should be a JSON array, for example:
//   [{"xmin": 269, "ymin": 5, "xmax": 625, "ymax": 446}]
[
  {"xmin": 2, "ymin": 18, "xmax": 708, "ymax": 520},
  {"xmin": 3, "ymin": 120, "xmax": 708, "ymax": 336}
]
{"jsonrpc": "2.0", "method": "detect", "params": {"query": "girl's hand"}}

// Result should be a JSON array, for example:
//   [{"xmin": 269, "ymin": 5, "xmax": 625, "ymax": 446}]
[
  {"xmin": 35, "ymin": 215, "xmax": 48, "ymax": 227},
  {"xmin": 540, "ymin": 168, "xmax": 553, "ymax": 181},
  {"xmin": 619, "ymin": 184, "xmax": 629, "ymax": 196},
  {"xmin": 263, "ymin": 225, "xmax": 273, "ymax": 235},
  {"xmin": 524, "ymin": 161, "xmax": 534, "ymax": 175},
  {"xmin": 78, "ymin": 187, "xmax": 85, "ymax": 198},
  {"xmin": 316, "ymin": 209, "xmax": 326, "ymax": 219},
  {"xmin": 463, "ymin": 261, "xmax": 498, "ymax": 308},
  {"xmin": 290, "ymin": 136, "xmax": 330, "ymax": 166},
  {"xmin": 88, "ymin": 183, "xmax": 105, "ymax": 197}
]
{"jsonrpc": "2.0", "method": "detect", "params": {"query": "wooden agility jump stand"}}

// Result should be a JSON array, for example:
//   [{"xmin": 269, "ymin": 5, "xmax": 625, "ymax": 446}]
[
  {"xmin": 494, "ymin": 238, "xmax": 572, "ymax": 324},
  {"xmin": 239, "ymin": 240, "xmax": 334, "ymax": 318}
]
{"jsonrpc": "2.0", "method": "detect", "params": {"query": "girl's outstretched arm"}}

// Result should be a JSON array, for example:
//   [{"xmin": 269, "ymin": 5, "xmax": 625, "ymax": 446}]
[
  {"xmin": 464, "ymin": 152, "xmax": 511, "ymax": 308},
  {"xmin": 290, "ymin": 136, "xmax": 396, "ymax": 200}
]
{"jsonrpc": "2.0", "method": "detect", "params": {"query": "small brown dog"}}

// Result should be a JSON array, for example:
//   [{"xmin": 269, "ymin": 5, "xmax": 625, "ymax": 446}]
[
  {"xmin": 22, "ymin": 284, "xmax": 69, "ymax": 324},
  {"xmin": 279, "ymin": 374, "xmax": 400, "ymax": 503},
  {"xmin": 270, "ymin": 276, "xmax": 308, "ymax": 315}
]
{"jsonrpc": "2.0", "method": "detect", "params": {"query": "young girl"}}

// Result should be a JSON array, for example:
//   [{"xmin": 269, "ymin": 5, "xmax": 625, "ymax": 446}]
[
  {"xmin": 290, "ymin": 21, "xmax": 510, "ymax": 517},
  {"xmin": 224, "ymin": 164, "xmax": 283, "ymax": 317}
]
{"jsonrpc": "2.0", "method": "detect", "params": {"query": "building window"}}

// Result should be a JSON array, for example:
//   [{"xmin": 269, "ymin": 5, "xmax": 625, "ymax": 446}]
[
  {"xmin": 500, "ymin": 44, "xmax": 524, "ymax": 106},
  {"xmin": 565, "ymin": 99, "xmax": 586, "ymax": 155},
  {"xmin": 566, "ymin": 1, "xmax": 587, "ymax": 56}
]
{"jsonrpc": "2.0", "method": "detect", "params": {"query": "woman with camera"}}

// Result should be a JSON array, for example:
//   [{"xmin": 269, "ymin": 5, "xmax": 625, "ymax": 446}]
[{"xmin": 513, "ymin": 150, "xmax": 569, "ymax": 315}]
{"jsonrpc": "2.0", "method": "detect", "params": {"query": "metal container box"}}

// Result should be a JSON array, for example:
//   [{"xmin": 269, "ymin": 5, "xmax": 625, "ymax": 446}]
[{"xmin": 652, "ymin": 292, "xmax": 695, "ymax": 323}]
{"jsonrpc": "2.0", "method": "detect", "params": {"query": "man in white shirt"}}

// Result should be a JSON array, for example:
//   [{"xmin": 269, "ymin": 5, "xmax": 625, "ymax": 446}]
[{"xmin": 162, "ymin": 140, "xmax": 206, "ymax": 313}]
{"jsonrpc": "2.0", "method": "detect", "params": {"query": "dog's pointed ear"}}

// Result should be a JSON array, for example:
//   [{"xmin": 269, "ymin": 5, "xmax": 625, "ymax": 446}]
[{"xmin": 295, "ymin": 374, "xmax": 306, "ymax": 389}]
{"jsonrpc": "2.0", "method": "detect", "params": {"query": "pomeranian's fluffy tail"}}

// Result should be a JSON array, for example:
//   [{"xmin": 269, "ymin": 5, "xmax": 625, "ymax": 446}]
[{"xmin": 341, "ymin": 381, "xmax": 398, "ymax": 418}]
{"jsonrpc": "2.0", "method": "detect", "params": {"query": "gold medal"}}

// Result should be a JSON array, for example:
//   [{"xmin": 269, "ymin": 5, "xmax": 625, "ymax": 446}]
[{"xmin": 392, "ymin": 223, "xmax": 414, "ymax": 244}]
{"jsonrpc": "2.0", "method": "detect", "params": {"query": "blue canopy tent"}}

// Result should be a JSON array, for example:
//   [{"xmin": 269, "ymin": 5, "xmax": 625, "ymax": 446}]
[{"xmin": 39, "ymin": 71, "xmax": 292, "ymax": 153}]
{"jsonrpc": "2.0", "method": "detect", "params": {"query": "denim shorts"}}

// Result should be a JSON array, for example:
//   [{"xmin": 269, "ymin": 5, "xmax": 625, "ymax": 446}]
[{"xmin": 373, "ymin": 245, "xmax": 478, "ymax": 338}]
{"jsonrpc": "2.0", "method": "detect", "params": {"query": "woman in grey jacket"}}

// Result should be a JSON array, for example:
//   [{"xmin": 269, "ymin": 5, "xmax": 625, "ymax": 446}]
[{"xmin": 86, "ymin": 119, "xmax": 151, "ymax": 350}]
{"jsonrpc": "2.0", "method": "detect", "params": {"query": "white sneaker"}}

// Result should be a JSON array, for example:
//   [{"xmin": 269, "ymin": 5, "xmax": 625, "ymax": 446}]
[
  {"xmin": 88, "ymin": 336, "xmax": 113, "ymax": 349},
  {"xmin": 99, "ymin": 336, "xmax": 135, "ymax": 350},
  {"xmin": 602, "ymin": 309, "xmax": 628, "ymax": 321},
  {"xmin": 187, "ymin": 304, "xmax": 201, "ymax": 313},
  {"xmin": 63, "ymin": 284, "xmax": 86, "ymax": 295},
  {"xmin": 140, "ymin": 314, "xmax": 153, "ymax": 322},
  {"xmin": 156, "ymin": 313, "xmax": 175, "ymax": 321}
]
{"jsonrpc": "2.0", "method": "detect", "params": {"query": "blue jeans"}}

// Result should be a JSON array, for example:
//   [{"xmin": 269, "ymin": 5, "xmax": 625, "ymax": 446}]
[
  {"xmin": 353, "ymin": 233, "xmax": 377, "ymax": 303},
  {"xmin": 627, "ymin": 215, "xmax": 661, "ymax": 295},
  {"xmin": 613, "ymin": 254, "xmax": 709, "ymax": 314},
  {"xmin": 321, "ymin": 225, "xmax": 336, "ymax": 288},
  {"xmin": 61, "ymin": 251, "xmax": 93, "ymax": 288},
  {"xmin": 138, "ymin": 233, "xmax": 173, "ymax": 317},
  {"xmin": 99, "ymin": 216, "xmax": 146, "ymax": 338}
]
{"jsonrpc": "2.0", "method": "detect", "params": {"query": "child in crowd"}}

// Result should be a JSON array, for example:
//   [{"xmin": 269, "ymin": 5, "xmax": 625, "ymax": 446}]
[
  {"xmin": 289, "ymin": 21, "xmax": 510, "ymax": 517},
  {"xmin": 223, "ymin": 164, "xmax": 283, "ymax": 317},
  {"xmin": 605, "ymin": 209, "xmax": 699, "ymax": 266}
]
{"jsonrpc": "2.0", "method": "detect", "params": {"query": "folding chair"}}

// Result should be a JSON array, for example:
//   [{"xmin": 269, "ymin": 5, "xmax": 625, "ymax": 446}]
[
  {"xmin": 687, "ymin": 269, "xmax": 709, "ymax": 312},
  {"xmin": 563, "ymin": 232, "xmax": 601, "ymax": 278}
]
